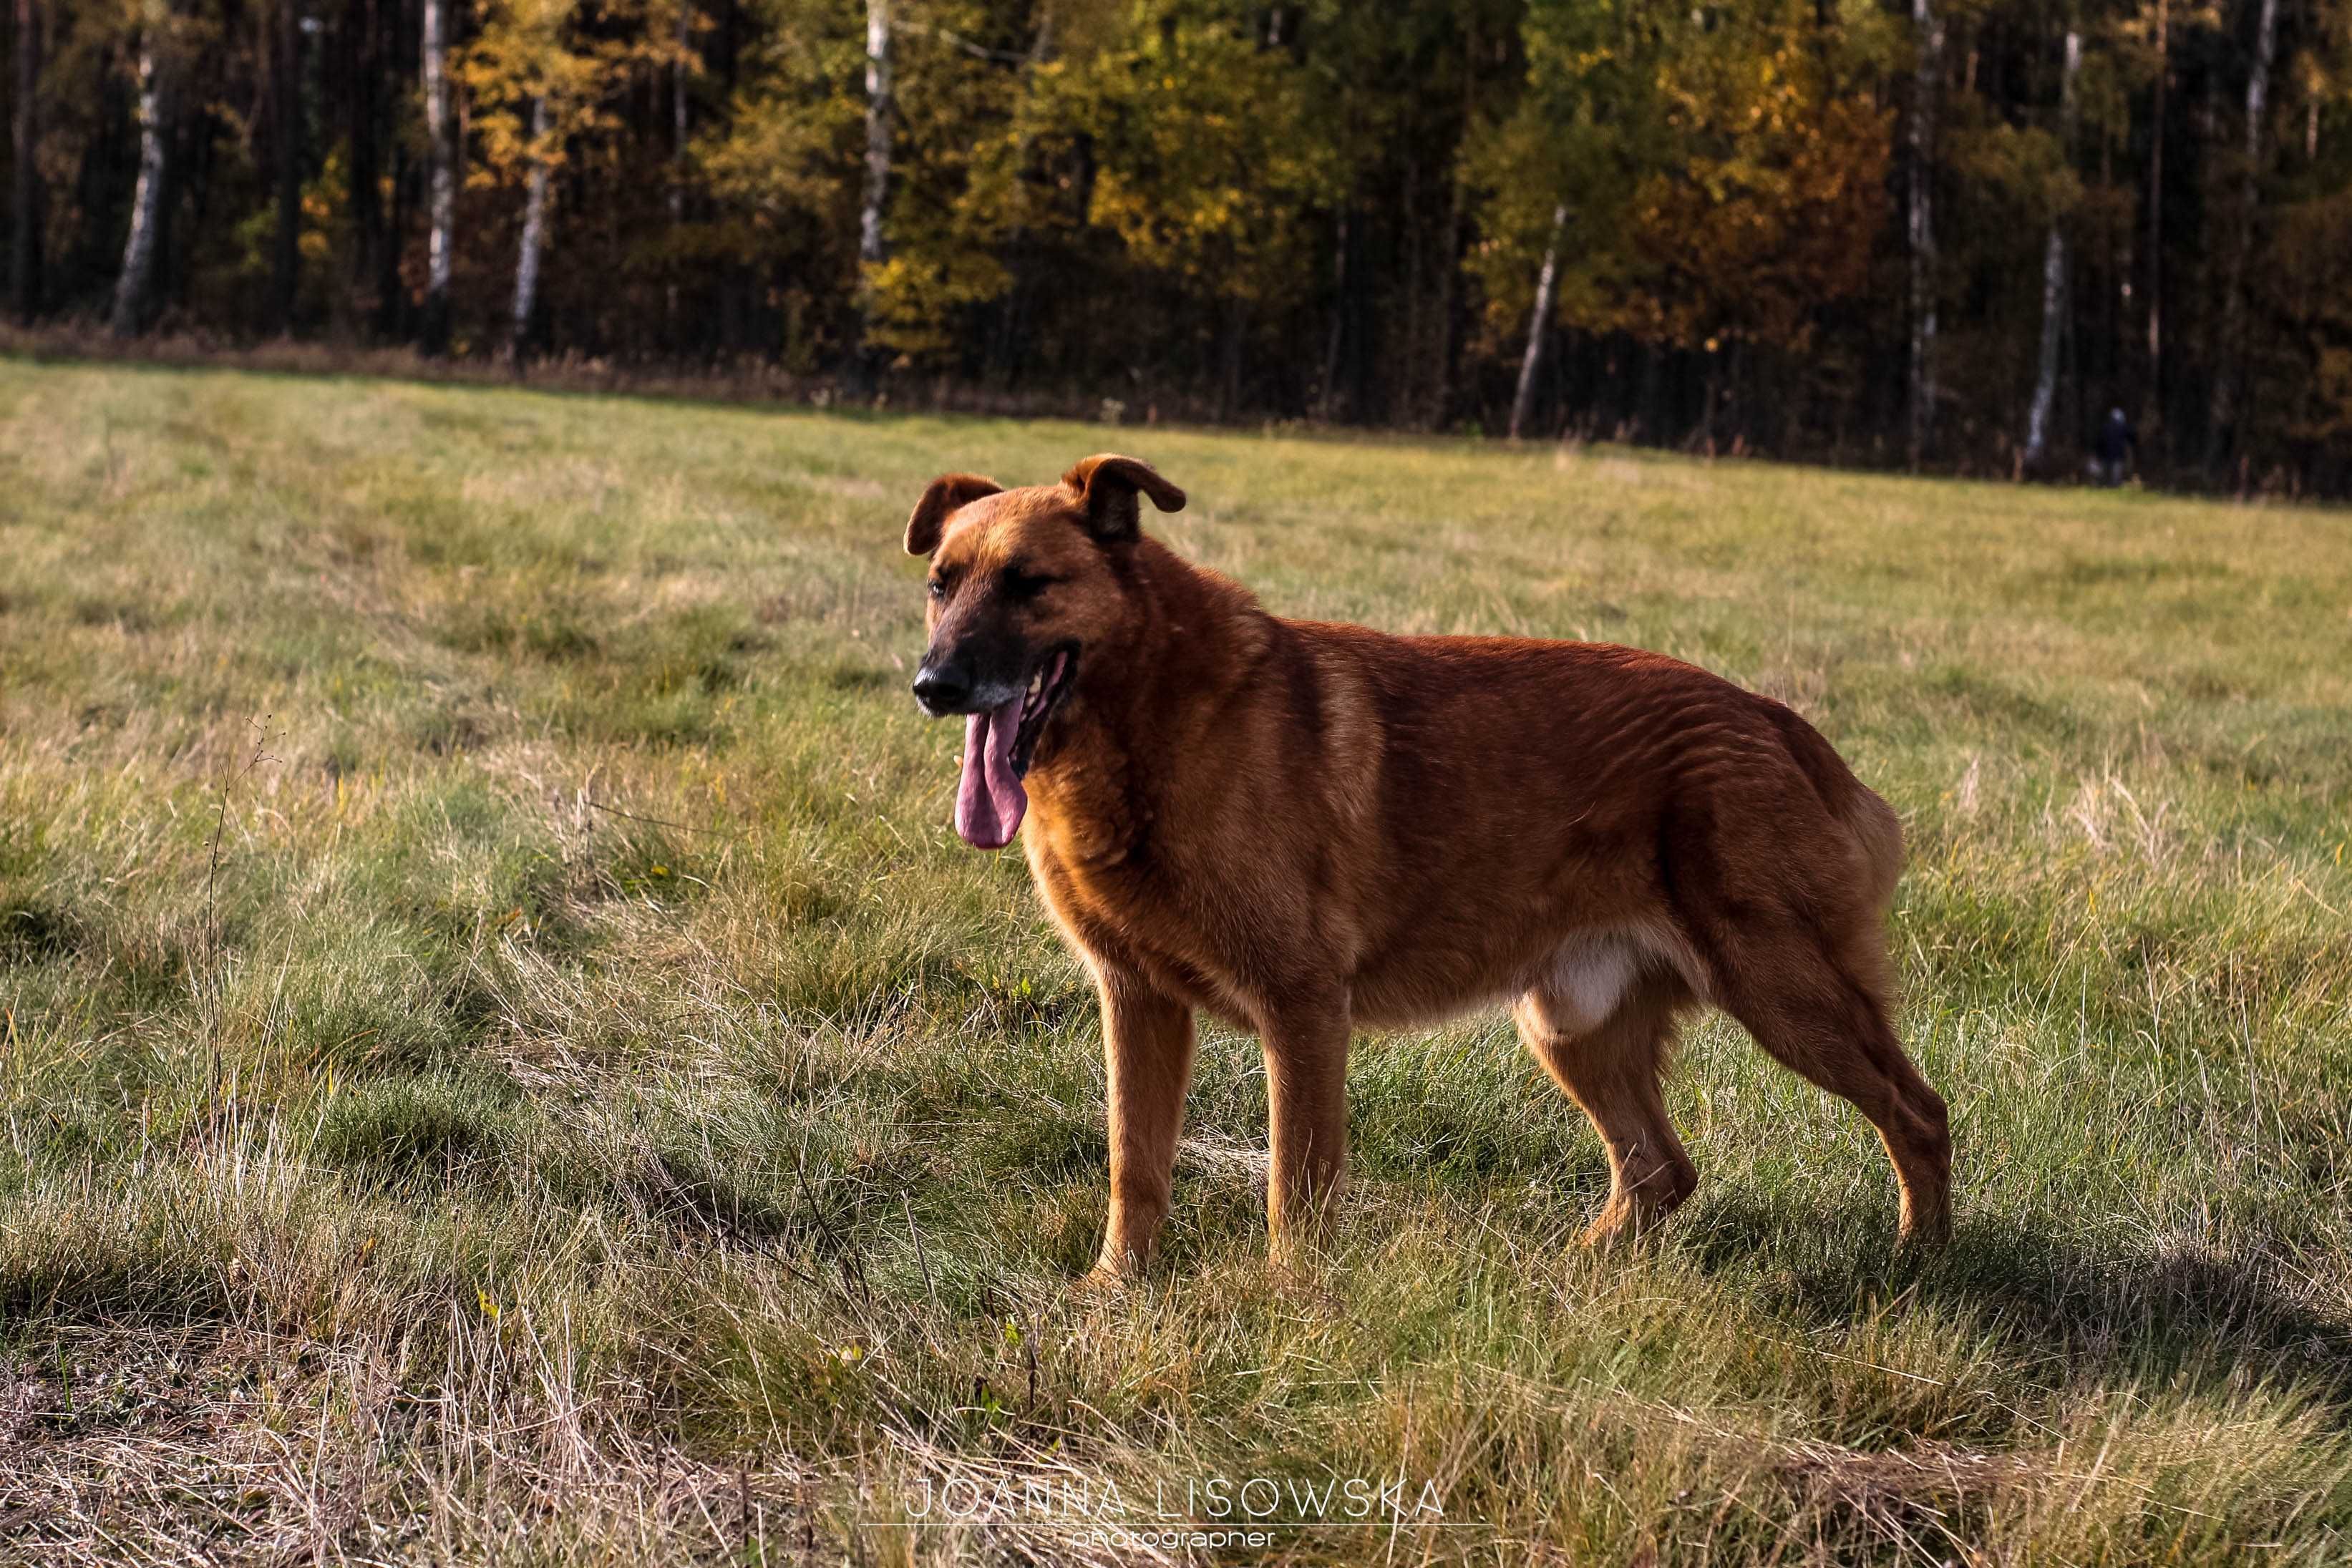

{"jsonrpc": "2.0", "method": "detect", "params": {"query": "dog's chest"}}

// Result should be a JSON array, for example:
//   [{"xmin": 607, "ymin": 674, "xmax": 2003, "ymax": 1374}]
[{"xmin": 1026, "ymin": 832, "xmax": 1269, "ymax": 1014}]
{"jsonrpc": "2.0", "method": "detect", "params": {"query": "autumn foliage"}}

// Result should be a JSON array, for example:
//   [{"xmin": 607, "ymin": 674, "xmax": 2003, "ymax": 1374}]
[{"xmin": 6, "ymin": 0, "xmax": 2351, "ymax": 492}]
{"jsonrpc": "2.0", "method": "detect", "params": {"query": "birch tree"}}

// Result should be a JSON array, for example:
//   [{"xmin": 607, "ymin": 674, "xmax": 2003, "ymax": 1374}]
[
  {"xmin": 511, "ymin": 95, "xmax": 550, "ymax": 360},
  {"xmin": 5, "ymin": 0, "xmax": 2351, "ymax": 492},
  {"xmin": 1472, "ymin": 0, "xmax": 1671, "ymax": 442},
  {"xmin": 2024, "ymin": 26, "xmax": 2081, "ymax": 469},
  {"xmin": 110, "ymin": 1, "xmax": 177, "ymax": 337},
  {"xmin": 1508, "ymin": 204, "xmax": 1566, "ymax": 440},
  {"xmin": 461, "ymin": 0, "xmax": 619, "ymax": 362},
  {"xmin": 856, "ymin": 0, "xmax": 891, "ymax": 366},
  {"xmin": 421, "ymin": 0, "xmax": 457, "ymax": 353}
]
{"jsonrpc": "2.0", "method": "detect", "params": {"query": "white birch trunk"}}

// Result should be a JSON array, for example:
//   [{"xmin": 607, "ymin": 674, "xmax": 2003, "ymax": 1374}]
[
  {"xmin": 850, "ymin": 0, "xmax": 890, "ymax": 376},
  {"xmin": 510, "ymin": 96, "xmax": 550, "ymax": 362},
  {"xmin": 859, "ymin": 0, "xmax": 891, "ymax": 270},
  {"xmin": 422, "ymin": 0, "xmax": 456, "ymax": 350},
  {"xmin": 2024, "ymin": 28, "xmax": 2080, "ymax": 468},
  {"xmin": 1507, "ymin": 203, "xmax": 1567, "ymax": 442},
  {"xmin": 111, "ymin": 22, "xmax": 170, "ymax": 337},
  {"xmin": 1907, "ymin": 0, "xmax": 1943, "ymax": 469}
]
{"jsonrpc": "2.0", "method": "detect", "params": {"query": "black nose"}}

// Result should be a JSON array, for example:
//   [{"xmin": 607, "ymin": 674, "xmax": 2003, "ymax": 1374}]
[{"xmin": 913, "ymin": 663, "xmax": 970, "ymax": 713}]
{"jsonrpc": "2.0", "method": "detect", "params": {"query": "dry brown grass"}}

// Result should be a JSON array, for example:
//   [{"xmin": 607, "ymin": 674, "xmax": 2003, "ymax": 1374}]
[{"xmin": 3, "ymin": 356, "xmax": 2350, "ymax": 1563}]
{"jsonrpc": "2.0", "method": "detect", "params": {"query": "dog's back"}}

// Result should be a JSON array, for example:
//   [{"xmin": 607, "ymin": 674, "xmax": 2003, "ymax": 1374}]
[{"xmin": 1134, "ymin": 601, "xmax": 1897, "ymax": 1028}]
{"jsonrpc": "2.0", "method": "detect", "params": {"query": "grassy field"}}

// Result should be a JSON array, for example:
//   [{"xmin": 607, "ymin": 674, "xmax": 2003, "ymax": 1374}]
[{"xmin": 1, "ymin": 357, "xmax": 2349, "ymax": 1565}]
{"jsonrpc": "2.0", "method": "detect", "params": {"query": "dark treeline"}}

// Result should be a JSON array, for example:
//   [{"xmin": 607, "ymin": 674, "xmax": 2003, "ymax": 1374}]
[{"xmin": 6, "ymin": 0, "xmax": 2350, "ymax": 493}]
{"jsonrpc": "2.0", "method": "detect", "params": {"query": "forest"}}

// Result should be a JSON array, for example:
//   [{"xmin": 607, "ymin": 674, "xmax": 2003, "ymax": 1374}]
[{"xmin": 6, "ymin": 0, "xmax": 2351, "ymax": 494}]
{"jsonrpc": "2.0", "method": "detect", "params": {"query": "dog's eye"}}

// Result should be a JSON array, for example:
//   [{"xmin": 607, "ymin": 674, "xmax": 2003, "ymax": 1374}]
[{"xmin": 1000, "ymin": 567, "xmax": 1056, "ymax": 600}]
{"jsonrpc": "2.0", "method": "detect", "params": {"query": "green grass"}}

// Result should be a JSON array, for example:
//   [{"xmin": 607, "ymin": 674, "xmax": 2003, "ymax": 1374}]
[{"xmin": 2, "ymin": 357, "xmax": 2349, "ymax": 1565}]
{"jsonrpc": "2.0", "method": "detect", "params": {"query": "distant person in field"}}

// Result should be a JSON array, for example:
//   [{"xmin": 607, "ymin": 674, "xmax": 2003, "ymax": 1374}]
[{"xmin": 2091, "ymin": 407, "xmax": 2137, "ymax": 487}]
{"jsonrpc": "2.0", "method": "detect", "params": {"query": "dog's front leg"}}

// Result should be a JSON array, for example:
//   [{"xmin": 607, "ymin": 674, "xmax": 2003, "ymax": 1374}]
[
  {"xmin": 1261, "ymin": 1005, "xmax": 1350, "ymax": 1265},
  {"xmin": 1091, "ymin": 965, "xmax": 1197, "ymax": 1281}
]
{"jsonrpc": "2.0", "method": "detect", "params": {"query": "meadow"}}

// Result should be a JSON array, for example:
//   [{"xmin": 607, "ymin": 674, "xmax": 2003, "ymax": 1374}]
[{"xmin": 1, "ymin": 356, "xmax": 2349, "ymax": 1565}]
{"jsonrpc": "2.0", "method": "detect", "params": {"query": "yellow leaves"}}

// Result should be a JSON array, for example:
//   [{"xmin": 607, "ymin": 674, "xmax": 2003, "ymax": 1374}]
[
  {"xmin": 457, "ymin": 0, "xmax": 692, "ymax": 182},
  {"xmin": 477, "ymin": 1286, "xmax": 502, "ymax": 1321},
  {"xmin": 1036, "ymin": 14, "xmax": 1336, "ymax": 305},
  {"xmin": 694, "ymin": 89, "xmax": 854, "ymax": 219},
  {"xmin": 862, "ymin": 252, "xmax": 1016, "ymax": 359}
]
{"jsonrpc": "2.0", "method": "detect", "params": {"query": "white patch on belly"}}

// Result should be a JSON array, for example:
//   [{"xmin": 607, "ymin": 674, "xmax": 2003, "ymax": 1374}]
[{"xmin": 1529, "ymin": 932, "xmax": 1643, "ymax": 1038}]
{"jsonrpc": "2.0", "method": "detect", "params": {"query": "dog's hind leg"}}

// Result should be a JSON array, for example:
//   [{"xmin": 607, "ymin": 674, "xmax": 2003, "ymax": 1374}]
[
  {"xmin": 1515, "ymin": 964, "xmax": 1697, "ymax": 1246},
  {"xmin": 1704, "ymin": 920, "xmax": 1952, "ymax": 1245}
]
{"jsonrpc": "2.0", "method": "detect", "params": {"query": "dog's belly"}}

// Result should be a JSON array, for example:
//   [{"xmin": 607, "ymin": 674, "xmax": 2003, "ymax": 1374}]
[
  {"xmin": 1034, "ymin": 813, "xmax": 1682, "ymax": 1033},
  {"xmin": 1349, "ymin": 920, "xmax": 1699, "ymax": 1032},
  {"xmin": 1346, "ymin": 936, "xmax": 1558, "ymax": 1028},
  {"xmin": 1336, "ymin": 845, "xmax": 1646, "ymax": 1025}
]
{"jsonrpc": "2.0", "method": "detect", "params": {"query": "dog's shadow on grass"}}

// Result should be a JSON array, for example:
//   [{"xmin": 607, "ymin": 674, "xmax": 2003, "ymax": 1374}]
[{"xmin": 1686, "ymin": 1197, "xmax": 2352, "ymax": 1403}]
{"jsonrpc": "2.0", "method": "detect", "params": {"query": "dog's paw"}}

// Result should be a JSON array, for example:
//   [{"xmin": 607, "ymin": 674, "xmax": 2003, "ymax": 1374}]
[{"xmin": 1073, "ymin": 1260, "xmax": 1136, "ymax": 1298}]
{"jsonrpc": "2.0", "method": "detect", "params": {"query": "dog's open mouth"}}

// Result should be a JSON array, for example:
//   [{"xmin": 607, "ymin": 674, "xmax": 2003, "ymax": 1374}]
[{"xmin": 955, "ymin": 647, "xmax": 1076, "ymax": 850}]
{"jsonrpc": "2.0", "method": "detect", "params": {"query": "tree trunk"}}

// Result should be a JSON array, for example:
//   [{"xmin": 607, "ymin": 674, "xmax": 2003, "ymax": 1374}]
[
  {"xmin": 671, "ymin": 0, "xmax": 690, "ymax": 215},
  {"xmin": 1907, "ymin": 0, "xmax": 1943, "ymax": 470},
  {"xmin": 1318, "ymin": 207, "xmax": 1348, "ymax": 422},
  {"xmin": 855, "ymin": 0, "xmax": 890, "ymax": 375},
  {"xmin": 2143, "ymin": 0, "xmax": 2166, "ymax": 448},
  {"xmin": 2024, "ymin": 26, "xmax": 2079, "ymax": 469},
  {"xmin": 9, "ymin": 0, "xmax": 42, "ymax": 322},
  {"xmin": 346, "ymin": 0, "xmax": 389, "ymax": 334},
  {"xmin": 270, "ymin": 0, "xmax": 305, "ymax": 334},
  {"xmin": 2207, "ymin": 0, "xmax": 2278, "ymax": 478},
  {"xmin": 1425, "ymin": 36, "xmax": 1476, "ymax": 430},
  {"xmin": 1218, "ymin": 293, "xmax": 1245, "ymax": 418},
  {"xmin": 509, "ymin": 95, "xmax": 549, "ymax": 364},
  {"xmin": 1508, "ymin": 203, "xmax": 1567, "ymax": 442},
  {"xmin": 420, "ymin": 0, "xmax": 455, "ymax": 354},
  {"xmin": 666, "ymin": 0, "xmax": 690, "ymax": 333},
  {"xmin": 111, "ymin": 19, "xmax": 172, "ymax": 338}
]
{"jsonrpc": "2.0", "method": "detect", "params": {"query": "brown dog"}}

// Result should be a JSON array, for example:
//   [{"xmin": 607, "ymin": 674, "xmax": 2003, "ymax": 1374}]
[{"xmin": 905, "ymin": 454, "xmax": 1951, "ymax": 1278}]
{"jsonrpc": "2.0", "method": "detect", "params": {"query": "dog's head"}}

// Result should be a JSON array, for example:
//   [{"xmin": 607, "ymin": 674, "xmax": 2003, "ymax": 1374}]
[{"xmin": 901, "ymin": 454, "xmax": 1185, "ymax": 849}]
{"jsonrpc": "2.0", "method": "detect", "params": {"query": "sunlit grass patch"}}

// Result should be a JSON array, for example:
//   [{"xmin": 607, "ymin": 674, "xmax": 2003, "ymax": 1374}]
[{"xmin": 2, "ymin": 357, "xmax": 2349, "ymax": 1564}]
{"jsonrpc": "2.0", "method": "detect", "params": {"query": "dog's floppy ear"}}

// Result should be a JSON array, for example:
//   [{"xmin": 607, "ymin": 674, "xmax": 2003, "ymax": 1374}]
[
  {"xmin": 1061, "ymin": 454, "xmax": 1185, "ymax": 544},
  {"xmin": 904, "ymin": 473, "xmax": 1002, "ymax": 556}
]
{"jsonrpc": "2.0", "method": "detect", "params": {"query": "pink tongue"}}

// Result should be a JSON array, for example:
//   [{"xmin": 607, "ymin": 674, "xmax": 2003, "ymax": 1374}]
[{"xmin": 954, "ymin": 697, "xmax": 1028, "ymax": 849}]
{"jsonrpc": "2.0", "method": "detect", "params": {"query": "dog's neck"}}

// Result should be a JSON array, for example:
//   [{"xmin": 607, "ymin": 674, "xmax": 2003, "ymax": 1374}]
[{"xmin": 1023, "ymin": 537, "xmax": 1271, "ymax": 857}]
